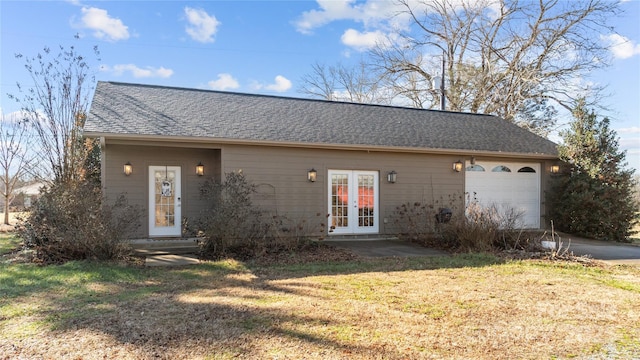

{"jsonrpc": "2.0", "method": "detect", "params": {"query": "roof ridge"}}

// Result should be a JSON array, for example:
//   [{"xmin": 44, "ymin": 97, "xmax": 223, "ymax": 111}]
[{"xmin": 99, "ymin": 81, "xmax": 498, "ymax": 118}]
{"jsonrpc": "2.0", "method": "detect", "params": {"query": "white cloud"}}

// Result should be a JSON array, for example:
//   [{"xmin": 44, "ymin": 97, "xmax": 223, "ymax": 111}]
[
  {"xmin": 208, "ymin": 73, "xmax": 240, "ymax": 91},
  {"xmin": 617, "ymin": 126, "xmax": 640, "ymax": 134},
  {"xmin": 601, "ymin": 33, "xmax": 640, "ymax": 59},
  {"xmin": 253, "ymin": 75, "xmax": 292, "ymax": 93},
  {"xmin": 341, "ymin": 28, "xmax": 395, "ymax": 51},
  {"xmin": 184, "ymin": 7, "xmax": 220, "ymax": 43},
  {"xmin": 101, "ymin": 64, "xmax": 174, "ymax": 78},
  {"xmin": 266, "ymin": 75, "xmax": 292, "ymax": 92},
  {"xmin": 620, "ymin": 137, "xmax": 640, "ymax": 149},
  {"xmin": 1, "ymin": 109, "xmax": 31, "ymax": 124},
  {"xmin": 295, "ymin": 0, "xmax": 358, "ymax": 34},
  {"xmin": 294, "ymin": 0, "xmax": 400, "ymax": 34},
  {"xmin": 79, "ymin": 7, "xmax": 129, "ymax": 42}
]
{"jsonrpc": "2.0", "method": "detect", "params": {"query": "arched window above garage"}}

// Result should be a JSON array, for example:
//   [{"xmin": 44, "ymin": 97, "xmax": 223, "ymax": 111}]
[
  {"xmin": 492, "ymin": 165, "xmax": 511, "ymax": 172},
  {"xmin": 466, "ymin": 165, "xmax": 485, "ymax": 172},
  {"xmin": 517, "ymin": 167, "xmax": 536, "ymax": 173}
]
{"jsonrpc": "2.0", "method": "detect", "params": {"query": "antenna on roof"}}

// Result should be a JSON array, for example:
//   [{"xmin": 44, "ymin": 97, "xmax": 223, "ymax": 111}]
[{"xmin": 431, "ymin": 49, "xmax": 446, "ymax": 111}]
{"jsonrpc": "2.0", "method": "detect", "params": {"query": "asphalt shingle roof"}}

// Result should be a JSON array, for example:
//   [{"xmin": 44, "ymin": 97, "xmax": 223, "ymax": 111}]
[{"xmin": 86, "ymin": 81, "xmax": 558, "ymax": 157}]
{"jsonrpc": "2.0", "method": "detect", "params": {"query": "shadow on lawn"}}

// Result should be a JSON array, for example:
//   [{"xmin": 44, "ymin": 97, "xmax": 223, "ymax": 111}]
[
  {"xmin": 1, "ymin": 253, "xmax": 503, "ymax": 358},
  {"xmin": 247, "ymin": 249, "xmax": 504, "ymax": 280}
]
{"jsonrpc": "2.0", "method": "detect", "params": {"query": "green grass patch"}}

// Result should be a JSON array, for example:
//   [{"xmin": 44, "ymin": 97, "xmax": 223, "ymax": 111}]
[
  {"xmin": 0, "ymin": 261, "xmax": 147, "ymax": 301},
  {"xmin": 403, "ymin": 302, "xmax": 447, "ymax": 319},
  {"xmin": 0, "ymin": 233, "xmax": 21, "ymax": 255},
  {"xmin": 616, "ymin": 328, "xmax": 640, "ymax": 353}
]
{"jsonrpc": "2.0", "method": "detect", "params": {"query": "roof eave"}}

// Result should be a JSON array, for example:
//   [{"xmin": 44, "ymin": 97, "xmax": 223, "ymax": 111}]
[{"xmin": 85, "ymin": 131, "xmax": 558, "ymax": 160}]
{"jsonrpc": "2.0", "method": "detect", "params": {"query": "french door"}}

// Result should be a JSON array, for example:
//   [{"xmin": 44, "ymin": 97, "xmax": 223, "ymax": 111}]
[
  {"xmin": 328, "ymin": 170, "xmax": 379, "ymax": 234},
  {"xmin": 149, "ymin": 166, "xmax": 182, "ymax": 237}
]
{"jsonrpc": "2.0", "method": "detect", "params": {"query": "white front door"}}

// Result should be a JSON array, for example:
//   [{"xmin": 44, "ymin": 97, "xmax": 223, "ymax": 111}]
[
  {"xmin": 328, "ymin": 170, "xmax": 379, "ymax": 234},
  {"xmin": 149, "ymin": 166, "xmax": 182, "ymax": 237}
]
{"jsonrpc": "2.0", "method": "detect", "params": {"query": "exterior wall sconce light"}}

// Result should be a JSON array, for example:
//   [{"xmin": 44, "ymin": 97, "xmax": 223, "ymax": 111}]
[
  {"xmin": 453, "ymin": 160, "xmax": 463, "ymax": 172},
  {"xmin": 550, "ymin": 165, "xmax": 560, "ymax": 174},
  {"xmin": 196, "ymin": 162, "xmax": 205, "ymax": 176},
  {"xmin": 307, "ymin": 168, "xmax": 317, "ymax": 182},
  {"xmin": 387, "ymin": 170, "xmax": 397, "ymax": 183},
  {"xmin": 124, "ymin": 162, "xmax": 133, "ymax": 176}
]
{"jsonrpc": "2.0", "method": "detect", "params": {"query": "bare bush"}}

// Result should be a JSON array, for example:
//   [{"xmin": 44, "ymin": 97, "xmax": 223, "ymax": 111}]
[
  {"xmin": 440, "ymin": 196, "xmax": 527, "ymax": 252},
  {"xmin": 196, "ymin": 172, "xmax": 265, "ymax": 257},
  {"xmin": 16, "ymin": 182, "xmax": 141, "ymax": 264},
  {"xmin": 393, "ymin": 194, "xmax": 531, "ymax": 252},
  {"xmin": 268, "ymin": 213, "xmax": 327, "ymax": 246},
  {"xmin": 196, "ymin": 172, "xmax": 325, "ymax": 259},
  {"xmin": 392, "ymin": 202, "xmax": 437, "ymax": 242},
  {"xmin": 392, "ymin": 194, "xmax": 462, "ymax": 248}
]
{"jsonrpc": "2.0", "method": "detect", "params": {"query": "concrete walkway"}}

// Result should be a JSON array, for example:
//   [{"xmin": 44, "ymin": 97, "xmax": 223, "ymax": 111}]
[
  {"xmin": 328, "ymin": 239, "xmax": 449, "ymax": 258},
  {"xmin": 139, "ymin": 235, "xmax": 640, "ymax": 266}
]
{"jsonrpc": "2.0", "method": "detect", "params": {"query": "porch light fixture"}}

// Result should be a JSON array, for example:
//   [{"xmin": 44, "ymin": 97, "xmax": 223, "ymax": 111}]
[
  {"xmin": 307, "ymin": 168, "xmax": 317, "ymax": 182},
  {"xmin": 123, "ymin": 162, "xmax": 133, "ymax": 176},
  {"xmin": 387, "ymin": 170, "xmax": 397, "ymax": 183},
  {"xmin": 453, "ymin": 160, "xmax": 463, "ymax": 172},
  {"xmin": 550, "ymin": 165, "xmax": 560, "ymax": 174},
  {"xmin": 196, "ymin": 162, "xmax": 205, "ymax": 176}
]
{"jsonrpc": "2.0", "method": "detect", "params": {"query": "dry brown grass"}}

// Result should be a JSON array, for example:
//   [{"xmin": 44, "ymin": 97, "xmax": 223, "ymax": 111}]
[
  {"xmin": 1, "ymin": 253, "xmax": 639, "ymax": 359},
  {"xmin": 0, "ymin": 212, "xmax": 26, "ymax": 233}
]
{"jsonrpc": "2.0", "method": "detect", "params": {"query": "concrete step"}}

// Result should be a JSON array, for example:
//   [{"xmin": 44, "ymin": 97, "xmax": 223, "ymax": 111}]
[
  {"xmin": 130, "ymin": 238, "xmax": 200, "ymax": 255},
  {"xmin": 145, "ymin": 254, "xmax": 201, "ymax": 267},
  {"xmin": 323, "ymin": 234, "xmax": 399, "ymax": 242}
]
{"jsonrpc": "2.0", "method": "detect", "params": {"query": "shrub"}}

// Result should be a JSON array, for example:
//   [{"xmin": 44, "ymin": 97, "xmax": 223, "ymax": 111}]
[
  {"xmin": 393, "ymin": 194, "xmax": 529, "ymax": 252},
  {"xmin": 392, "ymin": 201, "xmax": 440, "ymax": 245},
  {"xmin": 17, "ymin": 181, "xmax": 141, "ymax": 264},
  {"xmin": 195, "ymin": 172, "xmax": 325, "ymax": 259},
  {"xmin": 392, "ymin": 194, "xmax": 464, "ymax": 248},
  {"xmin": 547, "ymin": 102, "xmax": 639, "ymax": 241},
  {"xmin": 439, "ymin": 197, "xmax": 526, "ymax": 252},
  {"xmin": 195, "ymin": 172, "xmax": 265, "ymax": 257}
]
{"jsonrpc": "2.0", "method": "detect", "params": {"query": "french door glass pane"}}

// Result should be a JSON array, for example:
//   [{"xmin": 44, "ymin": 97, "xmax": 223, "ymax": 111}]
[
  {"xmin": 358, "ymin": 174, "xmax": 375, "ymax": 227},
  {"xmin": 331, "ymin": 174, "xmax": 349, "ymax": 228},
  {"xmin": 154, "ymin": 170, "xmax": 175, "ymax": 227}
]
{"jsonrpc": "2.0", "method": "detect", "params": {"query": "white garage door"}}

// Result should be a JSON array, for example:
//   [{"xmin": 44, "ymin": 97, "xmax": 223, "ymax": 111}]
[{"xmin": 465, "ymin": 161, "xmax": 540, "ymax": 229}]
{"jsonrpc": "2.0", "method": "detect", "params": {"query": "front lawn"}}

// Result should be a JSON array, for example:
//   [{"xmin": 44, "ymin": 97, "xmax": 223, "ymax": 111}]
[
  {"xmin": 0, "ymin": 233, "xmax": 21, "ymax": 255},
  {"xmin": 1, "ymin": 253, "xmax": 639, "ymax": 359}
]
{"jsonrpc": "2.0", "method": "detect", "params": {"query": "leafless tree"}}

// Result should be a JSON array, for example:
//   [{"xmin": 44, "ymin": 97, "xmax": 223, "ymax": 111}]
[
  {"xmin": 0, "ymin": 112, "xmax": 33, "ymax": 224},
  {"xmin": 299, "ymin": 61, "xmax": 391, "ymax": 104},
  {"xmin": 9, "ymin": 39, "xmax": 100, "ymax": 185},
  {"xmin": 369, "ymin": 0, "xmax": 619, "ymax": 134}
]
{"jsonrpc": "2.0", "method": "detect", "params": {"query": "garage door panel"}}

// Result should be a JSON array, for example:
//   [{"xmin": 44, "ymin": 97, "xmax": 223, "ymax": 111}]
[{"xmin": 465, "ymin": 162, "xmax": 540, "ymax": 229}]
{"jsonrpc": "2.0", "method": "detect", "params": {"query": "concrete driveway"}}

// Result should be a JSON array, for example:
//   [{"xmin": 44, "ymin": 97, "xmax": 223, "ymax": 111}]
[
  {"xmin": 561, "ymin": 235, "xmax": 640, "ymax": 265},
  {"xmin": 328, "ymin": 239, "xmax": 449, "ymax": 258},
  {"xmin": 328, "ymin": 236, "xmax": 640, "ymax": 265}
]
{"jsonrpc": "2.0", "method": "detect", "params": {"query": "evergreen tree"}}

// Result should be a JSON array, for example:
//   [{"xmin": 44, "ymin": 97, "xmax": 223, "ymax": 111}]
[{"xmin": 548, "ymin": 101, "xmax": 639, "ymax": 241}]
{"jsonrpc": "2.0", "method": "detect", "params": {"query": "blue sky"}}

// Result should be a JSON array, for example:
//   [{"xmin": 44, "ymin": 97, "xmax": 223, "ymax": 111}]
[{"xmin": 1, "ymin": 0, "xmax": 639, "ymax": 172}]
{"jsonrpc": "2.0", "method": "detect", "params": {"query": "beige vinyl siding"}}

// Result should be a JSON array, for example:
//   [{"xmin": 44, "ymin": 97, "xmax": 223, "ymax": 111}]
[
  {"xmin": 103, "ymin": 141, "xmax": 552, "ymax": 238},
  {"xmin": 103, "ymin": 144, "xmax": 221, "ymax": 238},
  {"xmin": 221, "ymin": 144, "xmax": 465, "ymax": 235},
  {"xmin": 541, "ymin": 159, "xmax": 557, "ymax": 228}
]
